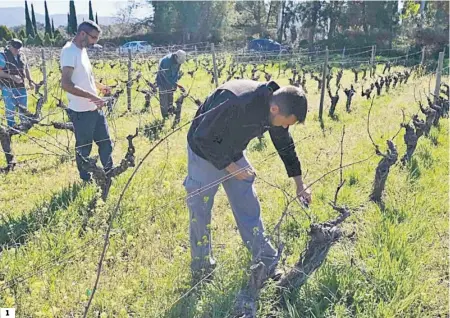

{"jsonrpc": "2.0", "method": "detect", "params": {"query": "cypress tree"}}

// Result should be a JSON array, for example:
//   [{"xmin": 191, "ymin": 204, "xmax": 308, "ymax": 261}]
[
  {"xmin": 19, "ymin": 29, "xmax": 26, "ymax": 41},
  {"xmin": 31, "ymin": 3, "xmax": 37, "ymax": 34},
  {"xmin": 69, "ymin": 0, "xmax": 78, "ymax": 34},
  {"xmin": 67, "ymin": 13, "xmax": 71, "ymax": 34},
  {"xmin": 89, "ymin": 1, "xmax": 94, "ymax": 21},
  {"xmin": 44, "ymin": 1, "xmax": 52, "ymax": 37},
  {"xmin": 25, "ymin": 1, "xmax": 35, "ymax": 37},
  {"xmin": 51, "ymin": 18, "xmax": 55, "ymax": 34},
  {"xmin": 95, "ymin": 12, "xmax": 99, "ymax": 25}
]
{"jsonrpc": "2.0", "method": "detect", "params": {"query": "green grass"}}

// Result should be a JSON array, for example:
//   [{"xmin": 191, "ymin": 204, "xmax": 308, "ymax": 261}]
[{"xmin": 0, "ymin": 56, "xmax": 447, "ymax": 317}]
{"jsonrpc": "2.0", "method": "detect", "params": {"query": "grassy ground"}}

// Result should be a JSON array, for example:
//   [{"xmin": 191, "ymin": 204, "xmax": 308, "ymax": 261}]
[{"xmin": 0, "ymin": 55, "xmax": 448, "ymax": 317}]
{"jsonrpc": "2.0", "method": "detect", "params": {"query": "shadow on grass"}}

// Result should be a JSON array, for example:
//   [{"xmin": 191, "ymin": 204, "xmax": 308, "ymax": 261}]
[
  {"xmin": 406, "ymin": 157, "xmax": 421, "ymax": 181},
  {"xmin": 0, "ymin": 182, "xmax": 84, "ymax": 251},
  {"xmin": 142, "ymin": 118, "xmax": 165, "ymax": 142}
]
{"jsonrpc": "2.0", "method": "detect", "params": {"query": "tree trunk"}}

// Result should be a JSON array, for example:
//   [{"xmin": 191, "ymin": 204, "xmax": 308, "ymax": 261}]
[
  {"xmin": 370, "ymin": 140, "xmax": 398, "ymax": 204},
  {"xmin": 277, "ymin": 0, "xmax": 285, "ymax": 43},
  {"xmin": 265, "ymin": 1, "xmax": 273, "ymax": 29},
  {"xmin": 232, "ymin": 204, "xmax": 350, "ymax": 317}
]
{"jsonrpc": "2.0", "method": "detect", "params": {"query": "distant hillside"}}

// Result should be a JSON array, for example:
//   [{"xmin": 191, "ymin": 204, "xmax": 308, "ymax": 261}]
[{"xmin": 0, "ymin": 7, "xmax": 116, "ymax": 28}]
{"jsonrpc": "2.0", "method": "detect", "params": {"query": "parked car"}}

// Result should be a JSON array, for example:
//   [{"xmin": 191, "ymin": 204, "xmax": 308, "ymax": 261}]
[
  {"xmin": 247, "ymin": 38, "xmax": 290, "ymax": 54},
  {"xmin": 116, "ymin": 41, "xmax": 152, "ymax": 55}
]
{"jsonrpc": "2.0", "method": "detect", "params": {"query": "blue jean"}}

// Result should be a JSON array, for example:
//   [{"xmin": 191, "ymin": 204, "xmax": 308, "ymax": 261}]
[
  {"xmin": 1, "ymin": 87, "xmax": 27, "ymax": 127},
  {"xmin": 67, "ymin": 109, "xmax": 113, "ymax": 181},
  {"xmin": 183, "ymin": 146, "xmax": 277, "ymax": 272}
]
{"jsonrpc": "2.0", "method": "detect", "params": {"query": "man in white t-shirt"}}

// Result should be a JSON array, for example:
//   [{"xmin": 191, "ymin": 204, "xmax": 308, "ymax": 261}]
[{"xmin": 60, "ymin": 21, "xmax": 113, "ymax": 182}]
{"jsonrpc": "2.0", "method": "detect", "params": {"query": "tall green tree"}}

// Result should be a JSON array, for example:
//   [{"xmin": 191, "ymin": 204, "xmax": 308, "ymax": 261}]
[
  {"xmin": 195, "ymin": 1, "xmax": 228, "ymax": 42},
  {"xmin": 233, "ymin": 1, "xmax": 272, "ymax": 38},
  {"xmin": 69, "ymin": 0, "xmax": 78, "ymax": 34},
  {"xmin": 151, "ymin": 1, "xmax": 176, "ymax": 36},
  {"xmin": 18, "ymin": 29, "xmax": 26, "ymax": 41},
  {"xmin": 43, "ymin": 33, "xmax": 53, "ymax": 46},
  {"xmin": 67, "ymin": 13, "xmax": 71, "ymax": 34},
  {"xmin": 95, "ymin": 12, "xmax": 99, "ymax": 25},
  {"xmin": 335, "ymin": 1, "xmax": 399, "ymax": 47},
  {"xmin": 0, "ymin": 25, "xmax": 13, "ymax": 41},
  {"xmin": 323, "ymin": 1, "xmax": 345, "ymax": 42},
  {"xmin": 277, "ymin": 0, "xmax": 301, "ymax": 43},
  {"xmin": 89, "ymin": 0, "xmax": 94, "ymax": 21},
  {"xmin": 297, "ymin": 1, "xmax": 325, "ymax": 50},
  {"xmin": 31, "ymin": 3, "xmax": 38, "ymax": 34},
  {"xmin": 44, "ymin": 0, "xmax": 53, "ymax": 37},
  {"xmin": 150, "ymin": 1, "xmax": 229, "ymax": 43},
  {"xmin": 33, "ymin": 32, "xmax": 43, "ymax": 46},
  {"xmin": 401, "ymin": 0, "xmax": 449, "ymax": 50},
  {"xmin": 51, "ymin": 18, "xmax": 55, "ymax": 34},
  {"xmin": 25, "ymin": 1, "xmax": 35, "ymax": 37}
]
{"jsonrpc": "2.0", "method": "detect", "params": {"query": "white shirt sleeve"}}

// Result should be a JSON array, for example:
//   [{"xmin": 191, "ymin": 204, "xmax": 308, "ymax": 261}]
[{"xmin": 60, "ymin": 47, "xmax": 76, "ymax": 69}]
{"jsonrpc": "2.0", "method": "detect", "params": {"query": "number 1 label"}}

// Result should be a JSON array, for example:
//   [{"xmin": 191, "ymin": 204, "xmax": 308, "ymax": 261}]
[{"xmin": 0, "ymin": 308, "xmax": 15, "ymax": 318}]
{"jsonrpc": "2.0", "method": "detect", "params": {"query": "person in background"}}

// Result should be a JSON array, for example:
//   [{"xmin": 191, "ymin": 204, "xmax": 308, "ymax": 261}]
[
  {"xmin": 184, "ymin": 79, "xmax": 311, "ymax": 283},
  {"xmin": 156, "ymin": 50, "xmax": 186, "ymax": 119},
  {"xmin": 60, "ymin": 20, "xmax": 113, "ymax": 183},
  {"xmin": 0, "ymin": 39, "xmax": 35, "ymax": 127}
]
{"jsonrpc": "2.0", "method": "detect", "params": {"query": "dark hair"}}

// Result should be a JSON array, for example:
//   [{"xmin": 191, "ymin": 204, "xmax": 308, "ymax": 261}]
[
  {"xmin": 271, "ymin": 86, "xmax": 308, "ymax": 123},
  {"xmin": 77, "ymin": 20, "xmax": 102, "ymax": 34}
]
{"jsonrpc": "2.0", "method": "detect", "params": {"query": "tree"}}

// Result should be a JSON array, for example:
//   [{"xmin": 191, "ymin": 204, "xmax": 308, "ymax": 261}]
[
  {"xmin": 277, "ymin": 0, "xmax": 300, "ymax": 43},
  {"xmin": 0, "ymin": 25, "xmax": 13, "ymax": 41},
  {"xmin": 53, "ymin": 32, "xmax": 66, "ymax": 46},
  {"xmin": 89, "ymin": 0, "xmax": 94, "ymax": 21},
  {"xmin": 195, "ymin": 1, "xmax": 228, "ymax": 42},
  {"xmin": 233, "ymin": 1, "xmax": 272, "ymax": 38},
  {"xmin": 33, "ymin": 32, "xmax": 43, "ymax": 46},
  {"xmin": 25, "ymin": 1, "xmax": 35, "ymax": 37},
  {"xmin": 44, "ymin": 1, "xmax": 53, "ymax": 37},
  {"xmin": 149, "ymin": 1, "xmax": 229, "ymax": 43},
  {"xmin": 323, "ymin": 1, "xmax": 345, "ymax": 43},
  {"xmin": 297, "ymin": 1, "xmax": 326, "ymax": 51},
  {"xmin": 151, "ymin": 1, "xmax": 176, "ymax": 36},
  {"xmin": 95, "ymin": 12, "xmax": 99, "ymax": 25},
  {"xmin": 69, "ymin": 0, "xmax": 78, "ymax": 34},
  {"xmin": 51, "ymin": 18, "xmax": 55, "ymax": 34},
  {"xmin": 67, "ymin": 13, "xmax": 71, "ymax": 34},
  {"xmin": 24, "ymin": 36, "xmax": 34, "ymax": 46},
  {"xmin": 172, "ymin": 1, "xmax": 204, "ymax": 43},
  {"xmin": 43, "ymin": 33, "xmax": 53, "ymax": 46},
  {"xmin": 31, "ymin": 3, "xmax": 37, "ymax": 34},
  {"xmin": 18, "ymin": 29, "xmax": 26, "ymax": 41},
  {"xmin": 334, "ymin": 1, "xmax": 399, "ymax": 48},
  {"xmin": 401, "ymin": 0, "xmax": 449, "ymax": 51}
]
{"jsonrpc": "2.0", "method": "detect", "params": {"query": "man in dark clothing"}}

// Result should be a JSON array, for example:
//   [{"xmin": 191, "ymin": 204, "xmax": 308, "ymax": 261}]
[
  {"xmin": 156, "ymin": 50, "xmax": 186, "ymax": 119},
  {"xmin": 0, "ymin": 39, "xmax": 35, "ymax": 127},
  {"xmin": 184, "ymin": 79, "xmax": 311, "ymax": 281}
]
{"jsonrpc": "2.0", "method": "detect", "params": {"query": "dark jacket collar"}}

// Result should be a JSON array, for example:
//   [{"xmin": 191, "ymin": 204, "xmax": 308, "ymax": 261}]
[{"xmin": 266, "ymin": 80, "xmax": 280, "ymax": 94}]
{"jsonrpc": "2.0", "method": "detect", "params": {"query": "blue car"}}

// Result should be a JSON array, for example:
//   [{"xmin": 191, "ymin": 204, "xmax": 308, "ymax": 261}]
[{"xmin": 247, "ymin": 39, "xmax": 290, "ymax": 53}]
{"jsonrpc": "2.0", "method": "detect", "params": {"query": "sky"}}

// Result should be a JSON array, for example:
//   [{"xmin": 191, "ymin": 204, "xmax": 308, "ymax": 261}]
[{"xmin": 0, "ymin": 0, "xmax": 153, "ymax": 18}]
